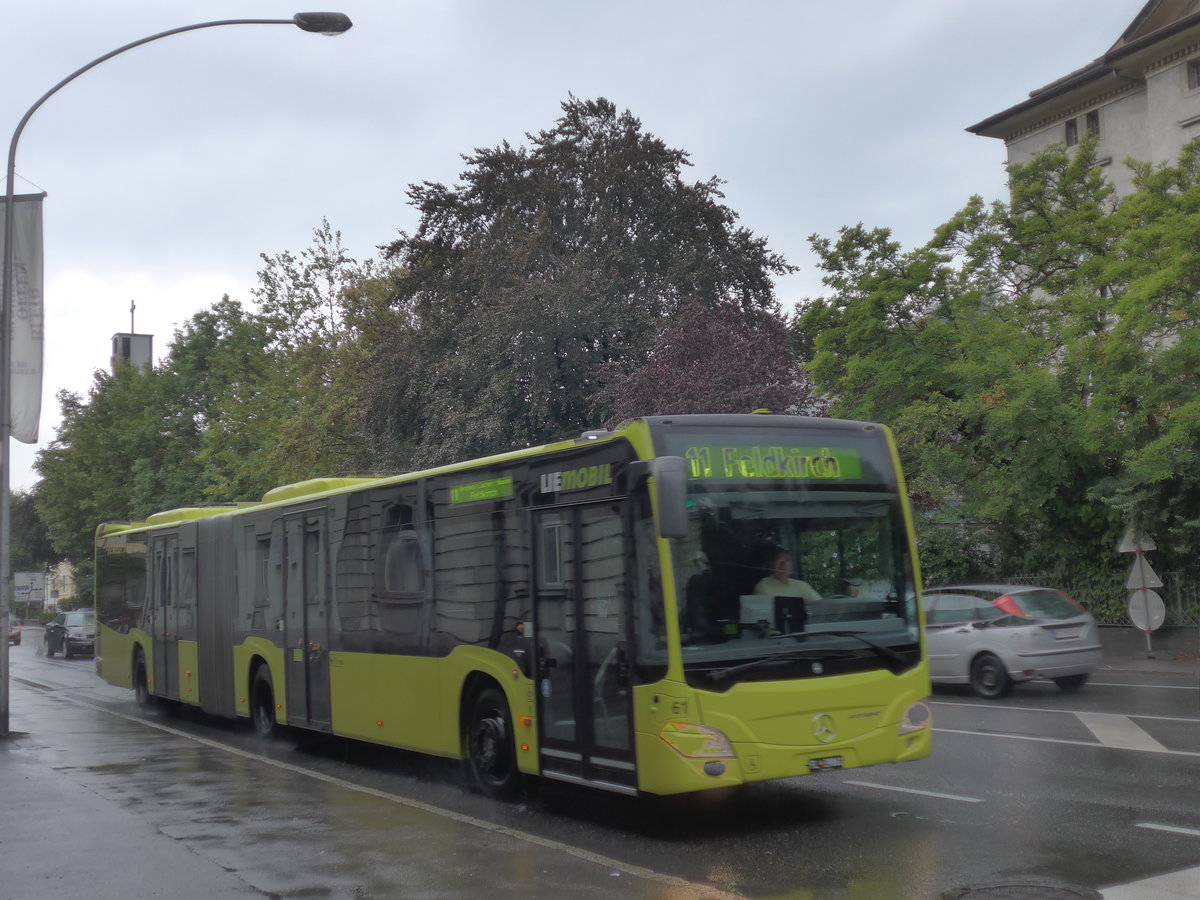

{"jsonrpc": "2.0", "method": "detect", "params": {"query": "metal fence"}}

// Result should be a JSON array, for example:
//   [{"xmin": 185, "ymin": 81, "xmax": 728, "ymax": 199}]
[{"xmin": 1003, "ymin": 572, "xmax": 1199, "ymax": 627}]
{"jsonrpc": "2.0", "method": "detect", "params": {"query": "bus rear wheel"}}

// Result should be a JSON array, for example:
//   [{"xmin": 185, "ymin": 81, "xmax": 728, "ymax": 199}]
[
  {"xmin": 134, "ymin": 650, "xmax": 152, "ymax": 709},
  {"xmin": 251, "ymin": 666, "xmax": 278, "ymax": 738},
  {"xmin": 467, "ymin": 686, "xmax": 519, "ymax": 800}
]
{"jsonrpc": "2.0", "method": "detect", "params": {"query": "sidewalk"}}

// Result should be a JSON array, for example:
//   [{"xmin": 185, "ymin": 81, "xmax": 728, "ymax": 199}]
[{"xmin": 0, "ymin": 672, "xmax": 720, "ymax": 900}]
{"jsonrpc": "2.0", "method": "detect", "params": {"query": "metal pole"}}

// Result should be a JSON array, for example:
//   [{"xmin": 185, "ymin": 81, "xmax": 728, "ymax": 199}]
[{"xmin": 0, "ymin": 12, "xmax": 352, "ymax": 738}]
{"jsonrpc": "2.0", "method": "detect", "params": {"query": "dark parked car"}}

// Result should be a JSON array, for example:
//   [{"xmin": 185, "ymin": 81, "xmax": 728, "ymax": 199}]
[
  {"xmin": 922, "ymin": 584, "xmax": 1102, "ymax": 698},
  {"xmin": 44, "ymin": 609, "xmax": 96, "ymax": 659},
  {"xmin": 6, "ymin": 614, "xmax": 20, "ymax": 645}
]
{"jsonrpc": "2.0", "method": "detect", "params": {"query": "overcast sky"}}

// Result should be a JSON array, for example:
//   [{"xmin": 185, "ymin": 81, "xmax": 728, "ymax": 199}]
[{"xmin": 4, "ymin": 0, "xmax": 1141, "ymax": 491}]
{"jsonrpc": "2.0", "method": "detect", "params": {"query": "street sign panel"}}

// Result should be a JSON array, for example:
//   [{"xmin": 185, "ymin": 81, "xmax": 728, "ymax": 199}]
[
  {"xmin": 1125, "ymin": 554, "xmax": 1163, "ymax": 590},
  {"xmin": 1117, "ymin": 529, "xmax": 1157, "ymax": 553},
  {"xmin": 1128, "ymin": 589, "xmax": 1166, "ymax": 632}
]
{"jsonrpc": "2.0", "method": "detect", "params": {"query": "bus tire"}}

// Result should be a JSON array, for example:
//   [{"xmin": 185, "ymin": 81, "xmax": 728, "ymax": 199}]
[
  {"xmin": 251, "ymin": 665, "xmax": 278, "ymax": 738},
  {"xmin": 134, "ymin": 650, "xmax": 152, "ymax": 709},
  {"xmin": 467, "ymin": 686, "xmax": 519, "ymax": 800},
  {"xmin": 969, "ymin": 652, "xmax": 1012, "ymax": 699}
]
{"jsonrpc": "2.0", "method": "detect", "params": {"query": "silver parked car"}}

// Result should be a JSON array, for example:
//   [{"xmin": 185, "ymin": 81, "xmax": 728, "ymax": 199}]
[{"xmin": 922, "ymin": 584, "xmax": 1102, "ymax": 699}]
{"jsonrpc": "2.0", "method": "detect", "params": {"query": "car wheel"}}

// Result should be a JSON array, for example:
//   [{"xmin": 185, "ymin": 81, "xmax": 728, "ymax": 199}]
[
  {"xmin": 251, "ymin": 666, "xmax": 277, "ymax": 738},
  {"xmin": 62, "ymin": 641, "xmax": 72, "ymax": 660},
  {"xmin": 1053, "ymin": 673, "xmax": 1089, "ymax": 692},
  {"xmin": 969, "ymin": 652, "xmax": 1012, "ymax": 699},
  {"xmin": 466, "ymin": 685, "xmax": 520, "ymax": 800},
  {"xmin": 44, "ymin": 637, "xmax": 54, "ymax": 657}
]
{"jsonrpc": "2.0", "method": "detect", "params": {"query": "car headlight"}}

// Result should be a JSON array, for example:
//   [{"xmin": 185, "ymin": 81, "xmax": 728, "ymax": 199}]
[
  {"xmin": 658, "ymin": 721, "xmax": 736, "ymax": 759},
  {"xmin": 899, "ymin": 701, "xmax": 932, "ymax": 735}
]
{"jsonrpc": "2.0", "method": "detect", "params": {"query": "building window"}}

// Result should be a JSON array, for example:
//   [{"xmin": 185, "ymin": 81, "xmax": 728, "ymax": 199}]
[
  {"xmin": 1085, "ymin": 110, "xmax": 1101, "ymax": 137},
  {"xmin": 1189, "ymin": 59, "xmax": 1200, "ymax": 90},
  {"xmin": 1065, "ymin": 118, "xmax": 1079, "ymax": 146}
]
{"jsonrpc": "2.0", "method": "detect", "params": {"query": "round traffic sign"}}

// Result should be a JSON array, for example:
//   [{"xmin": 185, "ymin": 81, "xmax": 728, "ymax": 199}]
[{"xmin": 1127, "ymin": 589, "xmax": 1166, "ymax": 631}]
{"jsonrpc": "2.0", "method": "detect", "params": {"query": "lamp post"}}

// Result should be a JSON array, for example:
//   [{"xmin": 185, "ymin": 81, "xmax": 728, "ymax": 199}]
[{"xmin": 0, "ymin": 12, "xmax": 353, "ymax": 738}]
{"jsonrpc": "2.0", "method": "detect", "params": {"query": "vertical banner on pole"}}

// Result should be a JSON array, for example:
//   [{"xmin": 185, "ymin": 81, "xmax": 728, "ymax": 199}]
[{"xmin": 0, "ymin": 192, "xmax": 45, "ymax": 444}]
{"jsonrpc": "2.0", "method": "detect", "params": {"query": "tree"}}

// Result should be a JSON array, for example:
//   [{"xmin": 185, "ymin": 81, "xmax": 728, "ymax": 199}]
[
  {"xmin": 375, "ymin": 96, "xmax": 793, "ymax": 466},
  {"xmin": 35, "ymin": 365, "xmax": 169, "ymax": 562},
  {"xmin": 795, "ymin": 136, "xmax": 1167, "ymax": 587},
  {"xmin": 35, "ymin": 299, "xmax": 285, "ymax": 560},
  {"xmin": 595, "ymin": 302, "xmax": 825, "ymax": 424},
  {"xmin": 252, "ymin": 219, "xmax": 390, "ymax": 478},
  {"xmin": 10, "ymin": 488, "xmax": 57, "ymax": 573}
]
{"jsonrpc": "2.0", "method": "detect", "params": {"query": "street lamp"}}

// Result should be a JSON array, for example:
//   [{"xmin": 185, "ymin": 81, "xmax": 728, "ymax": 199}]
[{"xmin": 0, "ymin": 12, "xmax": 353, "ymax": 737}]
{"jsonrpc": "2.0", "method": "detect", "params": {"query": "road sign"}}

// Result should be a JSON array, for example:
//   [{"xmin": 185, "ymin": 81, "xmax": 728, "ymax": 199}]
[
  {"xmin": 1125, "ymin": 554, "xmax": 1163, "ymax": 590},
  {"xmin": 1128, "ymin": 589, "xmax": 1166, "ymax": 632},
  {"xmin": 1117, "ymin": 530, "xmax": 1165, "ymax": 641},
  {"xmin": 1117, "ymin": 529, "xmax": 1156, "ymax": 553},
  {"xmin": 13, "ymin": 572, "xmax": 45, "ymax": 605}
]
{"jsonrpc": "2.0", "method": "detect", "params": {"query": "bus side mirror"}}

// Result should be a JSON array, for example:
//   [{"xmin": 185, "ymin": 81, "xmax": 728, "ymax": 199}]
[{"xmin": 630, "ymin": 456, "xmax": 689, "ymax": 540}]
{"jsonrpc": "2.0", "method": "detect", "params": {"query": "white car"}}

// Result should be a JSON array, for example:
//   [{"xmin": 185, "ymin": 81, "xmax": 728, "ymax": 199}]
[{"xmin": 922, "ymin": 584, "xmax": 1102, "ymax": 699}]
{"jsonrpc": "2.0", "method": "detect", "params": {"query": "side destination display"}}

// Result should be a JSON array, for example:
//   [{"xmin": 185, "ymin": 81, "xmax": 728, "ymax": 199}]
[{"xmin": 450, "ymin": 476, "xmax": 514, "ymax": 504}]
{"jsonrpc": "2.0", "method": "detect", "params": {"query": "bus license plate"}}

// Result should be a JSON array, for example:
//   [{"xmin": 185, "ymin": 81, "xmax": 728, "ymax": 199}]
[{"xmin": 808, "ymin": 756, "xmax": 843, "ymax": 772}]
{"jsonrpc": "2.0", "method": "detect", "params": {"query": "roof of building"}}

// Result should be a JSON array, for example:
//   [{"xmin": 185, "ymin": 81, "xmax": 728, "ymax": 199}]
[{"xmin": 968, "ymin": 0, "xmax": 1200, "ymax": 137}]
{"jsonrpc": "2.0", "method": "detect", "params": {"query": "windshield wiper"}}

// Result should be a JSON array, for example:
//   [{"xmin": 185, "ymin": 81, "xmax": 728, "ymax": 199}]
[
  {"xmin": 705, "ymin": 648, "xmax": 834, "ymax": 682},
  {"xmin": 771, "ymin": 629, "xmax": 908, "ymax": 667}
]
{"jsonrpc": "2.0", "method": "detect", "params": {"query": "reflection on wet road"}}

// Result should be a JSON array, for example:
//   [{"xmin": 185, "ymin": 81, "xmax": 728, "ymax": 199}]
[{"xmin": 9, "ymin": 633, "xmax": 1200, "ymax": 898}]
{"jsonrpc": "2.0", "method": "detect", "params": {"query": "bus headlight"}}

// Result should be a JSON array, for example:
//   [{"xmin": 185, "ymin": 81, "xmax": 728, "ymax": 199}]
[
  {"xmin": 658, "ymin": 721, "xmax": 735, "ymax": 759},
  {"xmin": 899, "ymin": 701, "xmax": 932, "ymax": 734}
]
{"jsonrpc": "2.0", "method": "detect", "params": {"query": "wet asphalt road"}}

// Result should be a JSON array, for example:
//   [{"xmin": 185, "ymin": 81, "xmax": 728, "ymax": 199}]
[{"xmin": 3, "ymin": 626, "xmax": 1199, "ymax": 899}]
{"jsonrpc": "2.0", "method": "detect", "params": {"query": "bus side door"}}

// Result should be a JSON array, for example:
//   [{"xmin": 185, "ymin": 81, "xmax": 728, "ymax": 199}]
[
  {"xmin": 533, "ymin": 502, "xmax": 636, "ymax": 794},
  {"xmin": 149, "ymin": 532, "xmax": 179, "ymax": 701},
  {"xmin": 282, "ymin": 510, "xmax": 331, "ymax": 730}
]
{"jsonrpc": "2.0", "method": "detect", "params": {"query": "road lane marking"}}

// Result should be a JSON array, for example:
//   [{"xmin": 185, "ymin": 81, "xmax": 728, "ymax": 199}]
[
  {"xmin": 1083, "ymin": 681, "xmax": 1198, "ymax": 691},
  {"xmin": 1137, "ymin": 823, "xmax": 1200, "ymax": 838},
  {"xmin": 934, "ymin": 727, "xmax": 1200, "ymax": 757},
  {"xmin": 1075, "ymin": 712, "xmax": 1169, "ymax": 752},
  {"xmin": 931, "ymin": 699, "xmax": 1199, "ymax": 724},
  {"xmin": 843, "ymin": 780, "xmax": 984, "ymax": 803}
]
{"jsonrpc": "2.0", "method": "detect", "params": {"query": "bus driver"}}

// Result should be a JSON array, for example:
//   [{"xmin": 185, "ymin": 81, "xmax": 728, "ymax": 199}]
[{"xmin": 754, "ymin": 548, "xmax": 821, "ymax": 603}]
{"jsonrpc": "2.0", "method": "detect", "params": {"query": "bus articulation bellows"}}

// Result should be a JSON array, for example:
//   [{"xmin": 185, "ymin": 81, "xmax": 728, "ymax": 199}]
[{"xmin": 95, "ymin": 414, "xmax": 932, "ymax": 798}]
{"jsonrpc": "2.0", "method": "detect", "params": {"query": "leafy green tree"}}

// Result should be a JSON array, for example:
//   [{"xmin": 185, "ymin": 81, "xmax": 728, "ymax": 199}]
[
  {"xmin": 35, "ymin": 299, "xmax": 283, "ymax": 560},
  {"xmin": 252, "ymin": 219, "xmax": 389, "ymax": 479},
  {"xmin": 35, "ymin": 364, "xmax": 168, "ymax": 562},
  {"xmin": 159, "ymin": 296, "xmax": 287, "ymax": 501},
  {"xmin": 796, "ymin": 137, "xmax": 1155, "ymax": 586},
  {"xmin": 376, "ymin": 96, "xmax": 793, "ymax": 466},
  {"xmin": 10, "ymin": 488, "xmax": 57, "ymax": 573}
]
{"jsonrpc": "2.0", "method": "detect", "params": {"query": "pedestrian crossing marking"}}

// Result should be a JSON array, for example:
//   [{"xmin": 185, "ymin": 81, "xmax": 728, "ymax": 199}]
[{"xmin": 1075, "ymin": 712, "xmax": 1169, "ymax": 753}]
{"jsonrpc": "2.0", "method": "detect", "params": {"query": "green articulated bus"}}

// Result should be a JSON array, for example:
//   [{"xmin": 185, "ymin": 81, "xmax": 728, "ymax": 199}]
[{"xmin": 94, "ymin": 414, "xmax": 932, "ymax": 799}]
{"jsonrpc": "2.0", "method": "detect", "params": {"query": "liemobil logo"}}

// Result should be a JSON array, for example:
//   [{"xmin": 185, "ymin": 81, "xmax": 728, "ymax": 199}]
[{"xmin": 539, "ymin": 464, "xmax": 613, "ymax": 494}]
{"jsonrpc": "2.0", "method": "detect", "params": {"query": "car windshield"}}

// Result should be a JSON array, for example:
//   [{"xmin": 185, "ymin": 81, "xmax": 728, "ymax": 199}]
[
  {"xmin": 1008, "ymin": 590, "xmax": 1081, "ymax": 618},
  {"xmin": 65, "ymin": 611, "xmax": 95, "ymax": 627}
]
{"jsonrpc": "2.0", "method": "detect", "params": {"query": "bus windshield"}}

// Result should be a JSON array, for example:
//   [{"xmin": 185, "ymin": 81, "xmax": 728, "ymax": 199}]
[{"xmin": 654, "ymin": 422, "xmax": 921, "ymax": 683}]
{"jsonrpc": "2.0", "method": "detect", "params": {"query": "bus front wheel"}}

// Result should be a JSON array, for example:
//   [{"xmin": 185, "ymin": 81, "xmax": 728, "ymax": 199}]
[
  {"xmin": 467, "ymin": 686, "xmax": 519, "ymax": 800},
  {"xmin": 251, "ymin": 666, "xmax": 278, "ymax": 738}
]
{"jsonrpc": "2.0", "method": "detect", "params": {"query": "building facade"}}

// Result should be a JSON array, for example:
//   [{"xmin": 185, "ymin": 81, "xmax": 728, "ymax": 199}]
[{"xmin": 969, "ymin": 0, "xmax": 1200, "ymax": 199}]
